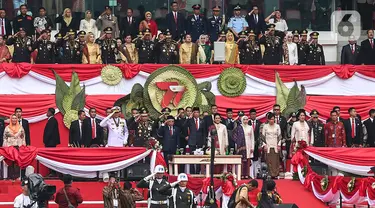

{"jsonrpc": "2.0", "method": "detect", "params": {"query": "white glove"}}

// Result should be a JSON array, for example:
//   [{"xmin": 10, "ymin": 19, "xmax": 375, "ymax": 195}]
[
  {"xmin": 170, "ymin": 180, "xmax": 180, "ymax": 187},
  {"xmin": 144, "ymin": 173, "xmax": 156, "ymax": 181}
]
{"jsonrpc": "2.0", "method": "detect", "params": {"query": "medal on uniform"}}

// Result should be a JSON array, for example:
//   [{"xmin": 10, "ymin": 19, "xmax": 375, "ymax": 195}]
[{"xmin": 113, "ymin": 118, "xmax": 120, "ymax": 129}]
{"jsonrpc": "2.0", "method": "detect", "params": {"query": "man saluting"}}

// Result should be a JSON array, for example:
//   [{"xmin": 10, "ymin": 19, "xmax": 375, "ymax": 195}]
[{"xmin": 100, "ymin": 106, "xmax": 129, "ymax": 147}]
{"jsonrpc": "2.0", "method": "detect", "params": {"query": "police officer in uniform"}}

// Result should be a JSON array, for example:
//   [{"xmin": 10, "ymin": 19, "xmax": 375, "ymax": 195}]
[
  {"xmin": 297, "ymin": 29, "xmax": 309, "ymax": 65},
  {"xmin": 128, "ymin": 108, "xmax": 157, "ymax": 147},
  {"xmin": 59, "ymin": 29, "xmax": 81, "ymax": 64},
  {"xmin": 308, "ymin": 109, "xmax": 325, "ymax": 147},
  {"xmin": 33, "ymin": 29, "xmax": 55, "ymax": 64},
  {"xmin": 54, "ymin": 33, "xmax": 63, "ymax": 63},
  {"xmin": 259, "ymin": 24, "xmax": 282, "ymax": 65},
  {"xmin": 137, "ymin": 165, "xmax": 169, "ymax": 208},
  {"xmin": 156, "ymin": 30, "xmax": 179, "ymax": 64},
  {"xmin": 228, "ymin": 5, "xmax": 248, "ymax": 40},
  {"xmin": 238, "ymin": 30, "xmax": 261, "ymax": 64},
  {"xmin": 159, "ymin": 173, "xmax": 196, "ymax": 208},
  {"xmin": 77, "ymin": 31, "xmax": 86, "ymax": 63},
  {"xmin": 136, "ymin": 29, "xmax": 156, "ymax": 64},
  {"xmin": 186, "ymin": 4, "xmax": 207, "ymax": 42},
  {"xmin": 99, "ymin": 106, "xmax": 129, "ymax": 147},
  {"xmin": 6, "ymin": 28, "xmax": 33, "ymax": 63},
  {"xmin": 208, "ymin": 6, "xmax": 224, "ymax": 43},
  {"xmin": 96, "ymin": 27, "xmax": 117, "ymax": 64},
  {"xmin": 157, "ymin": 107, "xmax": 172, "ymax": 129},
  {"xmin": 306, "ymin": 32, "xmax": 325, "ymax": 65}
]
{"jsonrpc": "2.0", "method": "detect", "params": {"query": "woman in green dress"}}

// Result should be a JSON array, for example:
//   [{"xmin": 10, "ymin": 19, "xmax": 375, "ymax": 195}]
[{"xmin": 197, "ymin": 34, "xmax": 213, "ymax": 64}]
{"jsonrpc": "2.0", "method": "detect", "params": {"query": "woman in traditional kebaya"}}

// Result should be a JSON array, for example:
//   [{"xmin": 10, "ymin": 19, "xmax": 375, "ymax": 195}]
[
  {"xmin": 139, "ymin": 11, "xmax": 158, "ymax": 40},
  {"xmin": 82, "ymin": 32, "xmax": 102, "ymax": 64},
  {"xmin": 225, "ymin": 31, "xmax": 239, "ymax": 64},
  {"xmin": 179, "ymin": 34, "xmax": 198, "ymax": 64}
]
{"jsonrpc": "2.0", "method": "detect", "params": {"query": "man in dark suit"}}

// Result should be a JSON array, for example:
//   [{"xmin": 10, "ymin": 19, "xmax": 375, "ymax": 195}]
[
  {"xmin": 273, "ymin": 104, "xmax": 287, "ymax": 139},
  {"xmin": 223, "ymin": 108, "xmax": 235, "ymax": 151},
  {"xmin": 175, "ymin": 108, "xmax": 187, "ymax": 149},
  {"xmin": 13, "ymin": 4, "xmax": 34, "ymax": 37},
  {"xmin": 43, "ymin": 108, "xmax": 60, "ymax": 147},
  {"xmin": 69, "ymin": 110, "xmax": 86, "ymax": 147},
  {"xmin": 0, "ymin": 117, "xmax": 4, "ymax": 147},
  {"xmin": 358, "ymin": 29, "xmax": 375, "ymax": 65},
  {"xmin": 15, "ymin": 107, "xmax": 30, "ymax": 146},
  {"xmin": 186, "ymin": 4, "xmax": 207, "ymax": 42},
  {"xmin": 184, "ymin": 107, "xmax": 205, "ymax": 173},
  {"xmin": 0, "ymin": 8, "xmax": 12, "ymax": 37},
  {"xmin": 326, "ymin": 106, "xmax": 345, "ymax": 123},
  {"xmin": 245, "ymin": 5, "xmax": 265, "ymax": 37},
  {"xmin": 157, "ymin": 116, "xmax": 181, "ymax": 167},
  {"xmin": 121, "ymin": 8, "xmax": 138, "ymax": 38},
  {"xmin": 203, "ymin": 105, "xmax": 218, "ymax": 139},
  {"xmin": 364, "ymin": 109, "xmax": 375, "ymax": 147},
  {"xmin": 341, "ymin": 36, "xmax": 360, "ymax": 64},
  {"xmin": 249, "ymin": 108, "xmax": 262, "ymax": 178},
  {"xmin": 344, "ymin": 107, "xmax": 364, "ymax": 147},
  {"xmin": 83, "ymin": 108, "xmax": 104, "ymax": 147},
  {"xmin": 166, "ymin": 1, "xmax": 185, "ymax": 41}
]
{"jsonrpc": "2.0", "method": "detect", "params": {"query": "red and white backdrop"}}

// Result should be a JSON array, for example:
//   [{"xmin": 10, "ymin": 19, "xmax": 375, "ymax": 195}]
[{"xmin": 1, "ymin": 63, "xmax": 375, "ymax": 147}]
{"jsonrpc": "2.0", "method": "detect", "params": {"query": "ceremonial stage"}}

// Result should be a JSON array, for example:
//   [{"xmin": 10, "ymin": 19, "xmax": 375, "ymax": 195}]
[{"xmin": 0, "ymin": 179, "xmax": 327, "ymax": 208}]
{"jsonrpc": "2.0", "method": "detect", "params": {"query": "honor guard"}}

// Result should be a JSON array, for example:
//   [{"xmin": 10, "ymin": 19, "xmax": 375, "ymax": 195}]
[
  {"xmin": 297, "ymin": 29, "xmax": 309, "ymax": 65},
  {"xmin": 259, "ymin": 24, "xmax": 282, "ymax": 65},
  {"xmin": 306, "ymin": 32, "xmax": 325, "ymax": 65},
  {"xmin": 60, "ymin": 29, "xmax": 81, "ymax": 63},
  {"xmin": 308, "ymin": 109, "xmax": 325, "ymax": 147},
  {"xmin": 33, "ymin": 29, "xmax": 55, "ymax": 64},
  {"xmin": 186, "ymin": 4, "xmax": 207, "ymax": 42},
  {"xmin": 54, "ymin": 33, "xmax": 63, "ymax": 63},
  {"xmin": 156, "ymin": 29, "xmax": 179, "ymax": 64},
  {"xmin": 96, "ymin": 27, "xmax": 117, "ymax": 64},
  {"xmin": 159, "ymin": 173, "xmax": 196, "ymax": 208},
  {"xmin": 208, "ymin": 6, "xmax": 224, "ymax": 43},
  {"xmin": 136, "ymin": 29, "xmax": 156, "ymax": 64},
  {"xmin": 99, "ymin": 106, "xmax": 129, "ymax": 147},
  {"xmin": 128, "ymin": 108, "xmax": 157, "ymax": 147},
  {"xmin": 238, "ymin": 30, "xmax": 261, "ymax": 64},
  {"xmin": 6, "ymin": 28, "xmax": 33, "ymax": 63},
  {"xmin": 137, "ymin": 165, "xmax": 169, "ymax": 208},
  {"xmin": 228, "ymin": 5, "xmax": 248, "ymax": 39}
]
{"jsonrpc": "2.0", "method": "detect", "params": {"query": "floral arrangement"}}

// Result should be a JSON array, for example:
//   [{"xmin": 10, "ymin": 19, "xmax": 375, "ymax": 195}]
[
  {"xmin": 293, "ymin": 140, "xmax": 308, "ymax": 155},
  {"xmin": 147, "ymin": 137, "xmax": 162, "ymax": 151},
  {"xmin": 220, "ymin": 172, "xmax": 237, "ymax": 187},
  {"xmin": 347, "ymin": 177, "xmax": 356, "ymax": 192},
  {"xmin": 302, "ymin": 166, "xmax": 308, "ymax": 177},
  {"xmin": 320, "ymin": 176, "xmax": 329, "ymax": 191}
]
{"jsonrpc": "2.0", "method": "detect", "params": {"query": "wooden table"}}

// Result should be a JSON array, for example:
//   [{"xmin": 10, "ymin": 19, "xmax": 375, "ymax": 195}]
[{"xmin": 169, "ymin": 155, "xmax": 242, "ymax": 180}]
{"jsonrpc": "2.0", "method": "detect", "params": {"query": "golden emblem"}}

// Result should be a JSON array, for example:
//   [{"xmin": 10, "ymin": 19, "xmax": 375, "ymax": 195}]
[{"xmin": 101, "ymin": 65, "xmax": 122, "ymax": 86}]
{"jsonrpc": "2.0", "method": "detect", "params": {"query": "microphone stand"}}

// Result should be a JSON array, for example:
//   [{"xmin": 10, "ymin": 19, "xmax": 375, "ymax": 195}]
[{"xmin": 204, "ymin": 128, "xmax": 218, "ymax": 208}]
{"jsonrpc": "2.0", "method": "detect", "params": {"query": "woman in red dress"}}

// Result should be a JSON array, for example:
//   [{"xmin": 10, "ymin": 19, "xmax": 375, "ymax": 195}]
[{"xmin": 139, "ymin": 11, "xmax": 158, "ymax": 40}]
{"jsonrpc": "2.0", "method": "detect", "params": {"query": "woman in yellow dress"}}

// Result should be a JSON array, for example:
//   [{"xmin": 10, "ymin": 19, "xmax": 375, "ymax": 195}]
[
  {"xmin": 120, "ymin": 34, "xmax": 138, "ymax": 63},
  {"xmin": 179, "ymin": 34, "xmax": 198, "ymax": 64},
  {"xmin": 225, "ymin": 31, "xmax": 239, "ymax": 64},
  {"xmin": 82, "ymin": 32, "xmax": 102, "ymax": 64}
]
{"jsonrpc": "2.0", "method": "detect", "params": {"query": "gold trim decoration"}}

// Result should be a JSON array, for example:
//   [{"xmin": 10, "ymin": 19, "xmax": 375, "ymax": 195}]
[
  {"xmin": 101, "ymin": 65, "xmax": 122, "ymax": 86},
  {"xmin": 348, "ymin": 177, "xmax": 356, "ymax": 193},
  {"xmin": 320, "ymin": 176, "xmax": 329, "ymax": 191}
]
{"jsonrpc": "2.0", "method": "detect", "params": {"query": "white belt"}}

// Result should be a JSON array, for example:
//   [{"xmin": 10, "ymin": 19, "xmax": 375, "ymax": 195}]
[{"xmin": 150, "ymin": 200, "xmax": 168, "ymax": 205}]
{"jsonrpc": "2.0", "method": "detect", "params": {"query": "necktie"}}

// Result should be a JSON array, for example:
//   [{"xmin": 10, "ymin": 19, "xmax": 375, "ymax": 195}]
[
  {"xmin": 195, "ymin": 118, "xmax": 198, "ymax": 129},
  {"xmin": 276, "ymin": 116, "xmax": 279, "ymax": 124},
  {"xmin": 254, "ymin": 14, "xmax": 257, "ymax": 24},
  {"xmin": 351, "ymin": 118, "xmax": 355, "ymax": 138},
  {"xmin": 128, "ymin": 17, "xmax": 131, "ymax": 24},
  {"xmin": 92, "ymin": 119, "xmax": 96, "ymax": 139},
  {"xmin": 170, "ymin": 126, "xmax": 173, "ymax": 136},
  {"xmin": 252, "ymin": 120, "xmax": 256, "ymax": 130},
  {"xmin": 351, "ymin": 45, "xmax": 355, "ymax": 54},
  {"xmin": 174, "ymin": 12, "xmax": 177, "ymax": 24},
  {"xmin": 371, "ymin": 39, "xmax": 374, "ymax": 49},
  {"xmin": 1, "ymin": 19, "xmax": 4, "ymax": 36},
  {"xmin": 80, "ymin": 121, "xmax": 82, "ymax": 139}
]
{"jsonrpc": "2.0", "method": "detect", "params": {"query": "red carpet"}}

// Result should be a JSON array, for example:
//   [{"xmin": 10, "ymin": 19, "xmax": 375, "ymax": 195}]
[{"xmin": 0, "ymin": 179, "xmax": 327, "ymax": 208}]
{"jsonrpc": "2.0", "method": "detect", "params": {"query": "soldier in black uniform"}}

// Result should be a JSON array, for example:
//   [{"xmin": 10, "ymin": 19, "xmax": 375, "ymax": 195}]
[
  {"xmin": 208, "ymin": 6, "xmax": 224, "ymax": 43},
  {"xmin": 33, "ymin": 29, "xmax": 55, "ymax": 64},
  {"xmin": 137, "ymin": 165, "xmax": 169, "ymax": 208},
  {"xmin": 77, "ymin": 31, "xmax": 86, "ymax": 64},
  {"xmin": 54, "ymin": 33, "xmax": 63, "ymax": 63},
  {"xmin": 308, "ymin": 109, "xmax": 325, "ymax": 147},
  {"xmin": 238, "ymin": 30, "xmax": 261, "ymax": 64},
  {"xmin": 259, "ymin": 24, "xmax": 282, "ymax": 65},
  {"xmin": 128, "ymin": 108, "xmax": 157, "ymax": 147},
  {"xmin": 159, "ymin": 173, "xmax": 196, "ymax": 208},
  {"xmin": 60, "ymin": 29, "xmax": 80, "ymax": 64},
  {"xmin": 306, "ymin": 32, "xmax": 325, "ymax": 65},
  {"xmin": 6, "ymin": 28, "xmax": 33, "ymax": 63},
  {"xmin": 136, "ymin": 29, "xmax": 156, "ymax": 64},
  {"xmin": 96, "ymin": 27, "xmax": 117, "ymax": 64},
  {"xmin": 156, "ymin": 107, "xmax": 172, "ymax": 130},
  {"xmin": 186, "ymin": 4, "xmax": 207, "ymax": 42},
  {"xmin": 156, "ymin": 30, "xmax": 179, "ymax": 64},
  {"xmin": 297, "ymin": 29, "xmax": 309, "ymax": 65}
]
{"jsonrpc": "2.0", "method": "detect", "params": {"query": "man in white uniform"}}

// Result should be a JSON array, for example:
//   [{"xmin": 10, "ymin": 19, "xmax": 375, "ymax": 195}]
[
  {"xmin": 14, "ymin": 180, "xmax": 37, "ymax": 208},
  {"xmin": 100, "ymin": 106, "xmax": 129, "ymax": 147}
]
